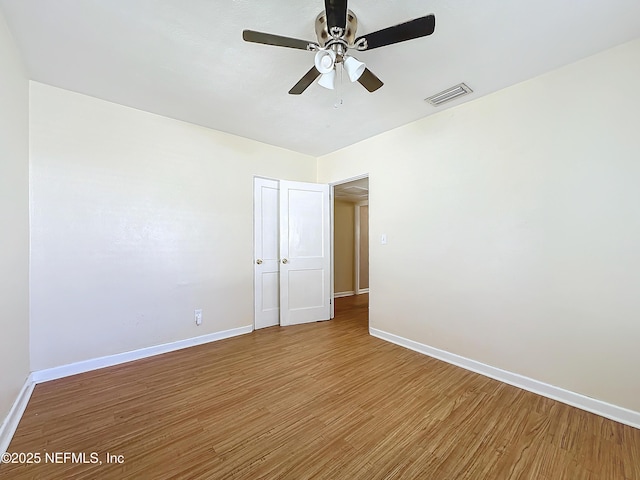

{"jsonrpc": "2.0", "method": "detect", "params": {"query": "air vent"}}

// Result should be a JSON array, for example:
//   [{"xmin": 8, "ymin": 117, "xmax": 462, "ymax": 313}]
[{"xmin": 425, "ymin": 83, "xmax": 473, "ymax": 106}]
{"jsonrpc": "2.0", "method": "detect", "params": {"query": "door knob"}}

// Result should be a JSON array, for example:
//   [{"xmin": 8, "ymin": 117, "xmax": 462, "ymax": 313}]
[
  {"xmin": 282, "ymin": 258, "xmax": 288, "ymax": 264},
  {"xmin": 256, "ymin": 259, "xmax": 263, "ymax": 265}
]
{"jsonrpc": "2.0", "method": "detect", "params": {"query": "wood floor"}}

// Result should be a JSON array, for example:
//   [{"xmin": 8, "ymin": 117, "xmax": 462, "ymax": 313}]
[{"xmin": 2, "ymin": 294, "xmax": 639, "ymax": 479}]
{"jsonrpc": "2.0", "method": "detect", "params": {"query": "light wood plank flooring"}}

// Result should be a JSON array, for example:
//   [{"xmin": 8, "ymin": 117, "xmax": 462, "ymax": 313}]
[{"xmin": 2, "ymin": 294, "xmax": 639, "ymax": 479}]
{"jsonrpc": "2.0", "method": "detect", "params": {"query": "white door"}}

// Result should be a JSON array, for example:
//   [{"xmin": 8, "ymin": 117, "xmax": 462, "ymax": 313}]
[
  {"xmin": 254, "ymin": 178, "xmax": 280, "ymax": 329},
  {"xmin": 279, "ymin": 180, "xmax": 331, "ymax": 326}
]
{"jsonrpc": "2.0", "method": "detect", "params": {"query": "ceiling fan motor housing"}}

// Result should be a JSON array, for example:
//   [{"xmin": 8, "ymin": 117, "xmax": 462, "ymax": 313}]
[{"xmin": 315, "ymin": 9, "xmax": 358, "ymax": 47}]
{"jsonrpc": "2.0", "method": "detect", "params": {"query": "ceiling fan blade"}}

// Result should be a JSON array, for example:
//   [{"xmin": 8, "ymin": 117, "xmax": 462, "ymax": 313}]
[
  {"xmin": 325, "ymin": 0, "xmax": 348, "ymax": 32},
  {"xmin": 242, "ymin": 30, "xmax": 315, "ymax": 51},
  {"xmin": 355, "ymin": 15, "xmax": 435, "ymax": 51},
  {"xmin": 289, "ymin": 67, "xmax": 321, "ymax": 95},
  {"xmin": 357, "ymin": 68, "xmax": 384, "ymax": 93}
]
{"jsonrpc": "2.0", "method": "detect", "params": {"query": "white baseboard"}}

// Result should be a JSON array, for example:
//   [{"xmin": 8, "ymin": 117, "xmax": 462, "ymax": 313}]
[
  {"xmin": 370, "ymin": 327, "xmax": 640, "ymax": 430},
  {"xmin": 356, "ymin": 288, "xmax": 369, "ymax": 294},
  {"xmin": 334, "ymin": 291, "xmax": 355, "ymax": 298},
  {"xmin": 32, "ymin": 325, "xmax": 253, "ymax": 384},
  {"xmin": 1, "ymin": 325, "xmax": 253, "ymax": 454},
  {"xmin": 0, "ymin": 375, "xmax": 35, "ymax": 457}
]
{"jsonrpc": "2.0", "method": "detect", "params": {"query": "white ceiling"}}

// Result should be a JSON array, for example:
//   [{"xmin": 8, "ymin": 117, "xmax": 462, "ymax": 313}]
[{"xmin": 2, "ymin": 0, "xmax": 639, "ymax": 157}]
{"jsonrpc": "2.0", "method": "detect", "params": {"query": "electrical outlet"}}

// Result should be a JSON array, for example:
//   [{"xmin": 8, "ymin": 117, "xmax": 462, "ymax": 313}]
[{"xmin": 195, "ymin": 309, "xmax": 202, "ymax": 326}]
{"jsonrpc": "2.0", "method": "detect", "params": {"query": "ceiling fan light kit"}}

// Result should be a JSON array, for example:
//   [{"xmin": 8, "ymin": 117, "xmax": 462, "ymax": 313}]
[{"xmin": 242, "ymin": 0, "xmax": 436, "ymax": 96}]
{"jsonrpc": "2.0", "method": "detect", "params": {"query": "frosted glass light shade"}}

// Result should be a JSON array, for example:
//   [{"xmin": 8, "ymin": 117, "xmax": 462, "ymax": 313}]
[
  {"xmin": 343, "ymin": 56, "xmax": 366, "ymax": 82},
  {"xmin": 314, "ymin": 49, "xmax": 336, "ymax": 74},
  {"xmin": 318, "ymin": 69, "xmax": 336, "ymax": 90}
]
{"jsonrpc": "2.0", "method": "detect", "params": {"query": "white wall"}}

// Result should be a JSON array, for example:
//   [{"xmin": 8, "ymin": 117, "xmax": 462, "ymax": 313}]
[
  {"xmin": 0, "ymin": 12, "xmax": 30, "ymax": 422},
  {"xmin": 29, "ymin": 83, "xmax": 316, "ymax": 370},
  {"xmin": 318, "ymin": 39, "xmax": 640, "ymax": 413}
]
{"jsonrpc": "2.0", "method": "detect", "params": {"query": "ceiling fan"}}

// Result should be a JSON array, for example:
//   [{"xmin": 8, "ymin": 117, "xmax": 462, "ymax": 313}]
[{"xmin": 242, "ymin": 0, "xmax": 435, "ymax": 95}]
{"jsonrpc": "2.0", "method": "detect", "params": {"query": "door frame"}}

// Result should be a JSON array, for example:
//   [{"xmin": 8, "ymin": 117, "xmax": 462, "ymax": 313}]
[{"xmin": 354, "ymin": 200, "xmax": 369, "ymax": 295}]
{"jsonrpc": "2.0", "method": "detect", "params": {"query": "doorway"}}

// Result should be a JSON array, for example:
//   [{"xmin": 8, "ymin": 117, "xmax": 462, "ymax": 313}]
[{"xmin": 332, "ymin": 176, "xmax": 369, "ymax": 317}]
